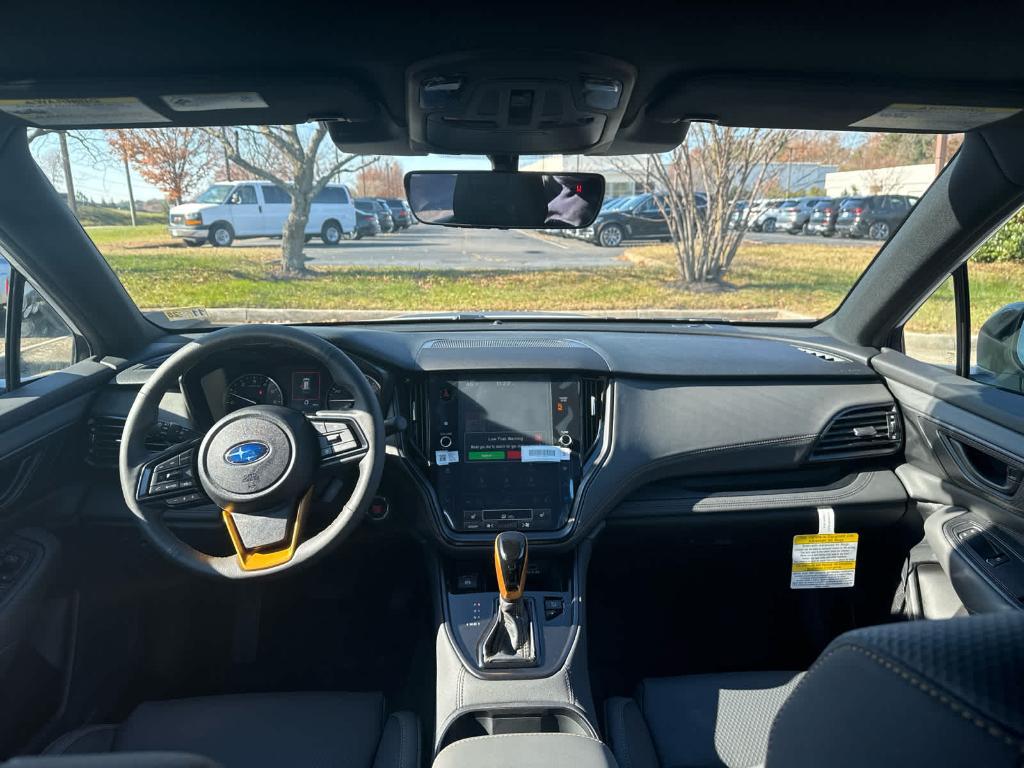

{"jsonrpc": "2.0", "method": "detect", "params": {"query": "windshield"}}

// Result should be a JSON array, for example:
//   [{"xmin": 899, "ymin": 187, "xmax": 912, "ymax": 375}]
[
  {"xmin": 194, "ymin": 183, "xmax": 234, "ymax": 204},
  {"xmin": 29, "ymin": 123, "xmax": 962, "ymax": 326}
]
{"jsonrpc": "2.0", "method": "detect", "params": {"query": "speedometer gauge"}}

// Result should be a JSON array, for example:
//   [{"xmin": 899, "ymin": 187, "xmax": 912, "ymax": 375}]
[
  {"xmin": 224, "ymin": 374, "xmax": 284, "ymax": 412},
  {"xmin": 326, "ymin": 376, "xmax": 381, "ymax": 410}
]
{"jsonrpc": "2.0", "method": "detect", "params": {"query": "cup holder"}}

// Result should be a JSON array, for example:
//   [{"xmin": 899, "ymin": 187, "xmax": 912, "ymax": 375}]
[{"xmin": 438, "ymin": 705, "xmax": 596, "ymax": 752}]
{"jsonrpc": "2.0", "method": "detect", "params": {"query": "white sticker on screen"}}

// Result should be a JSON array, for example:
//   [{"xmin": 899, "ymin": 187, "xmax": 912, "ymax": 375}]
[{"xmin": 520, "ymin": 445, "xmax": 570, "ymax": 462}]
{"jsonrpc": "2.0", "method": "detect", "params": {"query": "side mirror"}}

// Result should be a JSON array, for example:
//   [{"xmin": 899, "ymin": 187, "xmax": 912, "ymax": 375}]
[{"xmin": 976, "ymin": 302, "xmax": 1024, "ymax": 393}]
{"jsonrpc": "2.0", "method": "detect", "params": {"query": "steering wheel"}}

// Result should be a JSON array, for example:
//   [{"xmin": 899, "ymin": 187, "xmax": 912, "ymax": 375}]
[{"xmin": 119, "ymin": 325, "xmax": 385, "ymax": 579}]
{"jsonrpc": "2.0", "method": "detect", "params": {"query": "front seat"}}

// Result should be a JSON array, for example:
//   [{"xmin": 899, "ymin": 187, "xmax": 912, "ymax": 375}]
[
  {"xmin": 606, "ymin": 612, "xmax": 1024, "ymax": 767},
  {"xmin": 40, "ymin": 692, "xmax": 419, "ymax": 768}
]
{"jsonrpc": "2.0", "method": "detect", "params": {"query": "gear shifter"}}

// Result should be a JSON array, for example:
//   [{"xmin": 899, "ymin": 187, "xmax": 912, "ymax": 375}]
[{"xmin": 480, "ymin": 531, "xmax": 537, "ymax": 668}]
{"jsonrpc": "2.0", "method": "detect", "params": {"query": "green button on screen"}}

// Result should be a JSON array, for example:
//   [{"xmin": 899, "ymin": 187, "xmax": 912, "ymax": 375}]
[{"xmin": 468, "ymin": 450, "xmax": 506, "ymax": 461}]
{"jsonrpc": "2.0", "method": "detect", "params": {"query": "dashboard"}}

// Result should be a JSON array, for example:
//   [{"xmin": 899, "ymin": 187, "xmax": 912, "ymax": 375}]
[{"xmin": 96, "ymin": 324, "xmax": 904, "ymax": 549}]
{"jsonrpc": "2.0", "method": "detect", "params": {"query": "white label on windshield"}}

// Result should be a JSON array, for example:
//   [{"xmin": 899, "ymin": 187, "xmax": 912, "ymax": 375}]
[
  {"xmin": 435, "ymin": 450, "xmax": 459, "ymax": 466},
  {"xmin": 0, "ymin": 97, "xmax": 169, "ymax": 126},
  {"xmin": 851, "ymin": 103, "xmax": 1020, "ymax": 131},
  {"xmin": 161, "ymin": 92, "xmax": 269, "ymax": 112},
  {"xmin": 163, "ymin": 307, "xmax": 209, "ymax": 322},
  {"xmin": 521, "ymin": 445, "xmax": 571, "ymax": 463}
]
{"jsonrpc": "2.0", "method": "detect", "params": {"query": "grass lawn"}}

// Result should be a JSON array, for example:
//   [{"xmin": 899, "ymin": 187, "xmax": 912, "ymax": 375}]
[
  {"xmin": 77, "ymin": 205, "xmax": 165, "ymax": 227},
  {"xmin": 84, "ymin": 225, "xmax": 1024, "ymax": 333}
]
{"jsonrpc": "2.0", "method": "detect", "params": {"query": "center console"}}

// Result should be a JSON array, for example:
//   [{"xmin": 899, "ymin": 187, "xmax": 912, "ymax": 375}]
[{"xmin": 426, "ymin": 375, "xmax": 587, "ymax": 534}]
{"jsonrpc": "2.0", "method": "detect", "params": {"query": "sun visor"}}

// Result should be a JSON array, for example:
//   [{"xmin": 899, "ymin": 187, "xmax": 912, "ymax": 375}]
[
  {"xmin": 648, "ymin": 74, "xmax": 1024, "ymax": 133},
  {"xmin": 0, "ymin": 76, "xmax": 380, "ymax": 130}
]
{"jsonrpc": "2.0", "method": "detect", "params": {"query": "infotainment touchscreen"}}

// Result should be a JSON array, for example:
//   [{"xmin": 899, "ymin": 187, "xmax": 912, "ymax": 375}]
[
  {"xmin": 460, "ymin": 379, "xmax": 555, "ymax": 461},
  {"xmin": 428, "ymin": 376, "xmax": 583, "ymax": 533}
]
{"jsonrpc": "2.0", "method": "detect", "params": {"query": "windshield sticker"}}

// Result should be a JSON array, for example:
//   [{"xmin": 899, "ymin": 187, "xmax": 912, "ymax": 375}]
[
  {"xmin": 163, "ymin": 307, "xmax": 210, "ymax": 322},
  {"xmin": 160, "ymin": 92, "xmax": 269, "ymax": 112},
  {"xmin": 851, "ymin": 103, "xmax": 1020, "ymax": 131},
  {"xmin": 0, "ymin": 97, "xmax": 169, "ymax": 126},
  {"xmin": 520, "ymin": 445, "xmax": 571, "ymax": 463}
]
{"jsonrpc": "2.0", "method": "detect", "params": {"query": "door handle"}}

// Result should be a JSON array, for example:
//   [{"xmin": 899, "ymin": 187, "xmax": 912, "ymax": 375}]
[{"xmin": 942, "ymin": 434, "xmax": 1022, "ymax": 496}]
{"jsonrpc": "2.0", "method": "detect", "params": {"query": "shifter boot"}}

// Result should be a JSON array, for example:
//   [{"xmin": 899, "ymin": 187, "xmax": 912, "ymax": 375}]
[{"xmin": 480, "ymin": 597, "xmax": 537, "ymax": 668}]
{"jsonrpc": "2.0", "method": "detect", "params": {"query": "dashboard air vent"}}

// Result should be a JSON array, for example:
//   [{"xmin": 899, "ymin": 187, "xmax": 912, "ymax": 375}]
[
  {"xmin": 580, "ymin": 377, "xmax": 607, "ymax": 458},
  {"xmin": 86, "ymin": 416, "xmax": 199, "ymax": 468},
  {"xmin": 808, "ymin": 404, "xmax": 902, "ymax": 462},
  {"xmin": 421, "ymin": 338, "xmax": 587, "ymax": 349},
  {"xmin": 406, "ymin": 378, "xmax": 430, "ymax": 460},
  {"xmin": 792, "ymin": 346, "xmax": 850, "ymax": 363}
]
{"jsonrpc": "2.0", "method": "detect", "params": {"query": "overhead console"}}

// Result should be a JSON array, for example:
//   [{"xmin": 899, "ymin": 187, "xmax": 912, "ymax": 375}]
[
  {"xmin": 402, "ymin": 53, "xmax": 641, "ymax": 156},
  {"xmin": 409, "ymin": 375, "xmax": 605, "ymax": 537}
]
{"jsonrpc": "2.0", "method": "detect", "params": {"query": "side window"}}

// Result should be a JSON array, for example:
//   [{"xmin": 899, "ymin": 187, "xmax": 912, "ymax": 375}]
[
  {"xmin": 19, "ymin": 281, "xmax": 75, "ymax": 380},
  {"xmin": 903, "ymin": 204, "xmax": 1024, "ymax": 393},
  {"xmin": 314, "ymin": 187, "xmax": 344, "ymax": 205},
  {"xmin": 263, "ymin": 185, "xmax": 291, "ymax": 204},
  {"xmin": 231, "ymin": 185, "xmax": 257, "ymax": 205},
  {"xmin": 903, "ymin": 275, "xmax": 956, "ymax": 368}
]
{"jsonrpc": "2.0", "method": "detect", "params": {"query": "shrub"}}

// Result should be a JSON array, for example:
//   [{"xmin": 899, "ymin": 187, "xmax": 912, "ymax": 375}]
[{"xmin": 974, "ymin": 208, "xmax": 1024, "ymax": 262}]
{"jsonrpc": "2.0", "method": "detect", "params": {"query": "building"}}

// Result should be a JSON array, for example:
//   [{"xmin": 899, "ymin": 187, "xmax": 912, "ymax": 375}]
[
  {"xmin": 520, "ymin": 155, "xmax": 646, "ymax": 198},
  {"xmin": 825, "ymin": 163, "xmax": 936, "ymax": 197}
]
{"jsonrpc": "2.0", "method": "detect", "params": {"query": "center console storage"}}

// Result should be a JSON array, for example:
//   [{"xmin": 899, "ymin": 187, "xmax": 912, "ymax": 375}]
[
  {"xmin": 433, "ymin": 732, "xmax": 618, "ymax": 768},
  {"xmin": 435, "ymin": 707, "xmax": 615, "ymax": 768}
]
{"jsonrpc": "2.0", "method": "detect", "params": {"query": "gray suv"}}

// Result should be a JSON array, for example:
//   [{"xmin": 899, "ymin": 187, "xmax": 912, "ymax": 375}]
[{"xmin": 774, "ymin": 196, "xmax": 831, "ymax": 234}]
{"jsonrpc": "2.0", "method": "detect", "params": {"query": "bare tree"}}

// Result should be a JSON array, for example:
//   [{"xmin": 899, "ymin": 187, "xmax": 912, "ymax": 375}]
[
  {"xmin": 206, "ymin": 124, "xmax": 376, "ymax": 274},
  {"xmin": 615, "ymin": 125, "xmax": 793, "ymax": 287}
]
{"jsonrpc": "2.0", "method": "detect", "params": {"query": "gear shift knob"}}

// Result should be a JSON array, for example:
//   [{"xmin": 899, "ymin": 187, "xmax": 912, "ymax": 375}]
[{"xmin": 494, "ymin": 531, "xmax": 528, "ymax": 602}]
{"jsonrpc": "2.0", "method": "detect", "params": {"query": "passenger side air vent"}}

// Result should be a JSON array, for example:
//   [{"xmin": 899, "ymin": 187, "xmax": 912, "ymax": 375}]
[
  {"xmin": 86, "ymin": 416, "xmax": 199, "ymax": 468},
  {"xmin": 580, "ymin": 377, "xmax": 607, "ymax": 459},
  {"xmin": 808, "ymin": 404, "xmax": 902, "ymax": 462},
  {"xmin": 792, "ymin": 346, "xmax": 850, "ymax": 364}
]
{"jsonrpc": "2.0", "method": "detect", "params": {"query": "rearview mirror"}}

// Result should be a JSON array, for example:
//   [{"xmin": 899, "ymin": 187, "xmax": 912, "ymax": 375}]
[{"xmin": 405, "ymin": 171, "xmax": 605, "ymax": 229}]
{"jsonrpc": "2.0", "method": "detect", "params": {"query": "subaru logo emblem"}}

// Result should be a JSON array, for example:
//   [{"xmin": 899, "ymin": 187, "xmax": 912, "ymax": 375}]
[{"xmin": 224, "ymin": 441, "xmax": 270, "ymax": 466}]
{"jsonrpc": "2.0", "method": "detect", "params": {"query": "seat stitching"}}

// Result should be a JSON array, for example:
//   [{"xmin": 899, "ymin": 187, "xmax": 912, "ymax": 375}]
[{"xmin": 768, "ymin": 643, "xmax": 1024, "ymax": 756}]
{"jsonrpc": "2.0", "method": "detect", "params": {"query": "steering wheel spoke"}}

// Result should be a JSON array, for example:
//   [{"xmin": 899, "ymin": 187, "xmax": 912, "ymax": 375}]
[
  {"xmin": 307, "ymin": 411, "xmax": 372, "ymax": 467},
  {"xmin": 135, "ymin": 437, "xmax": 207, "ymax": 506},
  {"xmin": 221, "ymin": 487, "xmax": 313, "ymax": 572}
]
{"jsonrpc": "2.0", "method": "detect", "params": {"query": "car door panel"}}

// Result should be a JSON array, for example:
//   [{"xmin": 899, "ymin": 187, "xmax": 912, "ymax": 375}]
[{"xmin": 873, "ymin": 349, "xmax": 1024, "ymax": 614}]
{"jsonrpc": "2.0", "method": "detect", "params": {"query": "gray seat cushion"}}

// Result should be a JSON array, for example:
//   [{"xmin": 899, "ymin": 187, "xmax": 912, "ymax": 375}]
[
  {"xmin": 607, "ymin": 671, "xmax": 803, "ymax": 768},
  {"xmin": 766, "ymin": 613, "xmax": 1024, "ymax": 767},
  {"xmin": 44, "ymin": 692, "xmax": 419, "ymax": 768}
]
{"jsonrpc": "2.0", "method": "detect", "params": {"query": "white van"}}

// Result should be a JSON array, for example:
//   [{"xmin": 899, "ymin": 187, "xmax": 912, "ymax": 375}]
[{"xmin": 169, "ymin": 180, "xmax": 356, "ymax": 247}]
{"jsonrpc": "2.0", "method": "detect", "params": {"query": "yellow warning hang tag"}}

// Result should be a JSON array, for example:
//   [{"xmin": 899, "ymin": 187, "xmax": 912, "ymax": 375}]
[{"xmin": 791, "ymin": 507, "xmax": 858, "ymax": 589}]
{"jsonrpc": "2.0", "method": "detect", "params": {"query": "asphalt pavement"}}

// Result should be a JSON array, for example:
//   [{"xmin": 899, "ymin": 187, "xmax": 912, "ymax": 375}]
[
  {"xmin": 235, "ymin": 226, "xmax": 627, "ymax": 270},
  {"xmin": 230, "ymin": 225, "xmax": 872, "ymax": 271}
]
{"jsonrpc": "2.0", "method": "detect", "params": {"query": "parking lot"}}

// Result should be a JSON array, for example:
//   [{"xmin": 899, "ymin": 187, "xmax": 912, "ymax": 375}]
[{"xmin": 233, "ymin": 226, "xmax": 630, "ymax": 270}]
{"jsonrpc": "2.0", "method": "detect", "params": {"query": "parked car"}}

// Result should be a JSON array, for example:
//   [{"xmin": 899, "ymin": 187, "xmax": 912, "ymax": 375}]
[
  {"xmin": 583, "ymin": 192, "xmax": 706, "ymax": 247},
  {"xmin": 384, "ymin": 198, "xmax": 412, "ymax": 229},
  {"xmin": 356, "ymin": 198, "xmax": 395, "ymax": 233},
  {"xmin": 807, "ymin": 198, "xmax": 838, "ymax": 236},
  {"xmin": 169, "ymin": 181, "xmax": 356, "ymax": 247},
  {"xmin": 749, "ymin": 199, "xmax": 795, "ymax": 232},
  {"xmin": 351, "ymin": 205, "xmax": 382, "ymax": 239},
  {"xmin": 771, "ymin": 196, "xmax": 832, "ymax": 234},
  {"xmin": 0, "ymin": 257, "xmax": 8, "ymax": 311},
  {"xmin": 835, "ymin": 194, "xmax": 919, "ymax": 240}
]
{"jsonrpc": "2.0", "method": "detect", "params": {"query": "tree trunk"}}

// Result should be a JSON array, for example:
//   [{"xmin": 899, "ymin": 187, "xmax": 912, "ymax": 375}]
[{"xmin": 281, "ymin": 193, "xmax": 312, "ymax": 273}]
